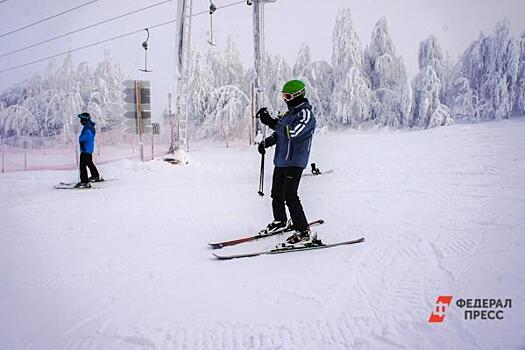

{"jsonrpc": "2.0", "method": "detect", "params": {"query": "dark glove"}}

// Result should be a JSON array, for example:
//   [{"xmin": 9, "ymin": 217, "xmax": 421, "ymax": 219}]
[
  {"xmin": 257, "ymin": 142, "xmax": 266, "ymax": 155},
  {"xmin": 256, "ymin": 107, "xmax": 277, "ymax": 129}
]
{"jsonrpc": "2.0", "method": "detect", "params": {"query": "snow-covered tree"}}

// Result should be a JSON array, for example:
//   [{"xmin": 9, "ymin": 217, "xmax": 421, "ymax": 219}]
[
  {"xmin": 186, "ymin": 51, "xmax": 213, "ymax": 128},
  {"xmin": 221, "ymin": 36, "xmax": 245, "ymax": 87},
  {"xmin": 289, "ymin": 41, "xmax": 334, "ymax": 125},
  {"xmin": 264, "ymin": 54, "xmax": 292, "ymax": 112},
  {"xmin": 0, "ymin": 51, "xmax": 127, "ymax": 141},
  {"xmin": 92, "ymin": 50, "xmax": 126, "ymax": 130},
  {"xmin": 515, "ymin": 29, "xmax": 525, "ymax": 114},
  {"xmin": 293, "ymin": 42, "xmax": 312, "ymax": 77},
  {"xmin": 451, "ymin": 20, "xmax": 519, "ymax": 120},
  {"xmin": 412, "ymin": 36, "xmax": 453, "ymax": 128},
  {"xmin": 301, "ymin": 60, "xmax": 334, "ymax": 125},
  {"xmin": 201, "ymin": 85, "xmax": 250, "ymax": 142},
  {"xmin": 191, "ymin": 42, "xmax": 252, "ymax": 141},
  {"xmin": 364, "ymin": 17, "xmax": 411, "ymax": 127},
  {"xmin": 448, "ymin": 77, "xmax": 478, "ymax": 121},
  {"xmin": 417, "ymin": 35, "xmax": 449, "ymax": 99},
  {"xmin": 331, "ymin": 9, "xmax": 374, "ymax": 126}
]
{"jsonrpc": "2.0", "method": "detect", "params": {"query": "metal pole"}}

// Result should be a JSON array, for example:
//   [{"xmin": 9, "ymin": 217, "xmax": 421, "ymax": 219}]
[
  {"xmin": 253, "ymin": 0, "xmax": 267, "ymax": 195},
  {"xmin": 168, "ymin": 92, "xmax": 175, "ymax": 153},
  {"xmin": 253, "ymin": 0, "xmax": 264, "ymax": 122},
  {"xmin": 174, "ymin": 0, "xmax": 193, "ymax": 153}
]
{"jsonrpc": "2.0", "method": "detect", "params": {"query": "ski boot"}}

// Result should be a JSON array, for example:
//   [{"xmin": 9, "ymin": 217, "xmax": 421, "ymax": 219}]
[
  {"xmin": 278, "ymin": 228, "xmax": 322, "ymax": 249},
  {"xmin": 89, "ymin": 176, "xmax": 104, "ymax": 183},
  {"xmin": 258, "ymin": 220, "xmax": 287, "ymax": 236},
  {"xmin": 311, "ymin": 163, "xmax": 321, "ymax": 175},
  {"xmin": 74, "ymin": 182, "xmax": 91, "ymax": 189}
]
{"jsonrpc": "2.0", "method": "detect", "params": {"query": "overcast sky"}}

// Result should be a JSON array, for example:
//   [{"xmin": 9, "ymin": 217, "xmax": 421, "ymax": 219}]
[{"xmin": 0, "ymin": 0, "xmax": 524, "ymax": 116}]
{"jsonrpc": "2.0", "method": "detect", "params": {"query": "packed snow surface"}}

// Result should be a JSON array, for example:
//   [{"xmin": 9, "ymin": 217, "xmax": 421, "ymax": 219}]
[{"xmin": 1, "ymin": 119, "xmax": 524, "ymax": 349}]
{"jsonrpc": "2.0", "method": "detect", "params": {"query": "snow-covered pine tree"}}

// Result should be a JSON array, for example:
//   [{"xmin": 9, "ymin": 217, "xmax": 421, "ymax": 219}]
[
  {"xmin": 301, "ymin": 60, "xmax": 334, "ymax": 125},
  {"xmin": 515, "ymin": 29, "xmax": 525, "ymax": 114},
  {"xmin": 364, "ymin": 17, "xmax": 411, "ymax": 127},
  {"xmin": 93, "ymin": 50, "xmax": 126, "ymax": 130},
  {"xmin": 448, "ymin": 77, "xmax": 478, "ymax": 121},
  {"xmin": 186, "ymin": 50, "xmax": 213, "ymax": 129},
  {"xmin": 291, "ymin": 42, "xmax": 333, "ymax": 125},
  {"xmin": 264, "ymin": 54, "xmax": 292, "ymax": 112},
  {"xmin": 195, "ymin": 41, "xmax": 251, "ymax": 141},
  {"xmin": 293, "ymin": 42, "xmax": 312, "ymax": 77},
  {"xmin": 221, "ymin": 36, "xmax": 245, "ymax": 87},
  {"xmin": 451, "ymin": 20, "xmax": 519, "ymax": 120},
  {"xmin": 331, "ymin": 9, "xmax": 374, "ymax": 126},
  {"xmin": 412, "ymin": 36, "xmax": 453, "ymax": 128}
]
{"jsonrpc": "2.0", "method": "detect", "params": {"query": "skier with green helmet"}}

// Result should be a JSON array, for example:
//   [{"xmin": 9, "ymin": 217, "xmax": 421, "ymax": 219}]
[{"xmin": 257, "ymin": 79, "xmax": 317, "ymax": 245}]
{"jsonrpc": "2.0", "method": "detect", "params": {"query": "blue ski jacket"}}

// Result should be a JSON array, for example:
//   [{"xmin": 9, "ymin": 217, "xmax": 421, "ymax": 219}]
[
  {"xmin": 79, "ymin": 120, "xmax": 96, "ymax": 154},
  {"xmin": 265, "ymin": 99, "xmax": 316, "ymax": 169}
]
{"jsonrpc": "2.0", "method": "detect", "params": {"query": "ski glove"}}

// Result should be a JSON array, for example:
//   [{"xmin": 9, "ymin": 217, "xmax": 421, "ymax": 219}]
[
  {"xmin": 257, "ymin": 142, "xmax": 266, "ymax": 155},
  {"xmin": 257, "ymin": 107, "xmax": 278, "ymax": 129}
]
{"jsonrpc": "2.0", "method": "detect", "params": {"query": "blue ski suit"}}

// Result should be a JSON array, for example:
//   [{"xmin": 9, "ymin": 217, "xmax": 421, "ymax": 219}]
[{"xmin": 79, "ymin": 120, "xmax": 96, "ymax": 154}]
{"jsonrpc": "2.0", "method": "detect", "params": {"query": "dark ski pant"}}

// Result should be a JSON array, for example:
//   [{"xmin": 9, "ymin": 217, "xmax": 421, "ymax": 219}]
[
  {"xmin": 271, "ymin": 166, "xmax": 309, "ymax": 231},
  {"xmin": 79, "ymin": 152, "xmax": 99, "ymax": 183}
]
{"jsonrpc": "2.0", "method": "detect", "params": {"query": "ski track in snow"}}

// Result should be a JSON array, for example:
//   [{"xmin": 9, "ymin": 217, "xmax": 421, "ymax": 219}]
[{"xmin": 1, "ymin": 119, "xmax": 525, "ymax": 349}]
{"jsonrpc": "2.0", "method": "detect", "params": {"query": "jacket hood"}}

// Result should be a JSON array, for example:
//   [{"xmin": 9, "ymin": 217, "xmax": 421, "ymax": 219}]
[{"xmin": 83, "ymin": 120, "xmax": 96, "ymax": 133}]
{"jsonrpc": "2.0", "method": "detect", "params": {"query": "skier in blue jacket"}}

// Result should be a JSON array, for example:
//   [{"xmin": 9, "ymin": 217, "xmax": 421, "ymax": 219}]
[
  {"xmin": 257, "ymin": 80, "xmax": 317, "ymax": 245},
  {"xmin": 75, "ymin": 112, "xmax": 101, "ymax": 188}
]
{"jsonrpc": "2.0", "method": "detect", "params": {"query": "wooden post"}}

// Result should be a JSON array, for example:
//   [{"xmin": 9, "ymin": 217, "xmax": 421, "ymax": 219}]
[
  {"xmin": 135, "ymin": 80, "xmax": 144, "ymax": 162},
  {"xmin": 151, "ymin": 133, "xmax": 154, "ymax": 160}
]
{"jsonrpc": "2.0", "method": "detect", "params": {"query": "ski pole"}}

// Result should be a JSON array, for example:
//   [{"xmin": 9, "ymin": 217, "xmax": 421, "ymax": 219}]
[
  {"xmin": 258, "ymin": 138, "xmax": 265, "ymax": 196},
  {"xmin": 257, "ymin": 113, "xmax": 266, "ymax": 196}
]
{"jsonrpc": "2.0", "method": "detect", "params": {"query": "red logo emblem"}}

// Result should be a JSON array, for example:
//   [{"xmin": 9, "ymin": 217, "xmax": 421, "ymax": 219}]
[{"xmin": 429, "ymin": 296, "xmax": 453, "ymax": 323}]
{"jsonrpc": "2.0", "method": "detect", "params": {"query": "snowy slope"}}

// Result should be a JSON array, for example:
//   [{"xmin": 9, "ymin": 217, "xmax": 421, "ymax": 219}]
[{"xmin": 1, "ymin": 119, "xmax": 524, "ymax": 349}]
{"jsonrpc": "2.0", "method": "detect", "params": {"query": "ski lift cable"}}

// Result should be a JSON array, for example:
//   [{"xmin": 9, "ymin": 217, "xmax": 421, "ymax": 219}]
[
  {"xmin": 0, "ymin": 0, "xmax": 174, "ymax": 59},
  {"xmin": 0, "ymin": 0, "xmax": 99, "ymax": 39},
  {"xmin": 0, "ymin": 0, "xmax": 247, "ymax": 74}
]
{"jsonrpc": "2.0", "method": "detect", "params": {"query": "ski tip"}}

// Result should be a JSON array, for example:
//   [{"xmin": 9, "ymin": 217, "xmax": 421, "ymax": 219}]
[
  {"xmin": 212, "ymin": 253, "xmax": 232, "ymax": 260},
  {"xmin": 356, "ymin": 237, "xmax": 365, "ymax": 243},
  {"xmin": 208, "ymin": 243, "xmax": 223, "ymax": 249}
]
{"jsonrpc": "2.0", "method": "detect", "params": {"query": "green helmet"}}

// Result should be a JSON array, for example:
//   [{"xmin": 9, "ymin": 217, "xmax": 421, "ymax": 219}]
[{"xmin": 281, "ymin": 80, "xmax": 306, "ymax": 101}]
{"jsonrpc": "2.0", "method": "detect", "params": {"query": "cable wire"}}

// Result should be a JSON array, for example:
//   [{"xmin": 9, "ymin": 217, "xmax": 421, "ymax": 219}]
[
  {"xmin": 0, "ymin": 0, "xmax": 98, "ymax": 39},
  {"xmin": 0, "ymin": 0, "xmax": 247, "ymax": 74},
  {"xmin": 0, "ymin": 0, "xmax": 173, "ymax": 59}
]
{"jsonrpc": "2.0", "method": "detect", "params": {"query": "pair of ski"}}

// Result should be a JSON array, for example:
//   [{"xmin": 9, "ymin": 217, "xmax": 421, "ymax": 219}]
[
  {"xmin": 53, "ymin": 178, "xmax": 115, "ymax": 189},
  {"xmin": 209, "ymin": 219, "xmax": 364, "ymax": 260}
]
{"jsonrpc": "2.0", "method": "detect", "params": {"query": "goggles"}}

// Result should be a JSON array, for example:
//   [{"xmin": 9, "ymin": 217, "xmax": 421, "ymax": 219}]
[{"xmin": 281, "ymin": 87, "xmax": 305, "ymax": 102}]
